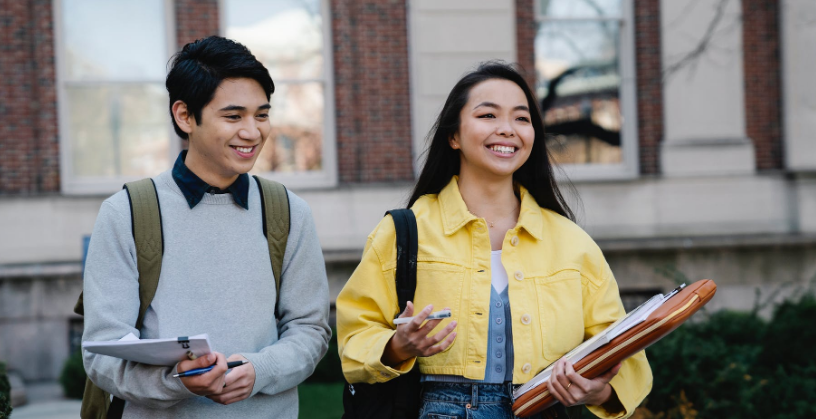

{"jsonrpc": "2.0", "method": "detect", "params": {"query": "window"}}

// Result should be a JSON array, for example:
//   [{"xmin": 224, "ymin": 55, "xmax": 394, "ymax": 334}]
[
  {"xmin": 224, "ymin": 0, "xmax": 337, "ymax": 188},
  {"xmin": 535, "ymin": 0, "xmax": 638, "ymax": 179},
  {"xmin": 56, "ymin": 0, "xmax": 176, "ymax": 194}
]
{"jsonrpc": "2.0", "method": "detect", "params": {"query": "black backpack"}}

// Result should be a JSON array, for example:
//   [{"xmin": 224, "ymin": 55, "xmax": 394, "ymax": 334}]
[{"xmin": 341, "ymin": 209, "xmax": 422, "ymax": 419}]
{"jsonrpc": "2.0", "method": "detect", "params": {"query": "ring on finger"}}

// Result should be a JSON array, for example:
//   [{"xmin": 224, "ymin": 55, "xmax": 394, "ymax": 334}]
[{"xmin": 566, "ymin": 382, "xmax": 572, "ymax": 390}]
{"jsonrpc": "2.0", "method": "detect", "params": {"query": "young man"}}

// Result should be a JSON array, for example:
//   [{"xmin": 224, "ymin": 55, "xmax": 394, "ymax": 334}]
[{"xmin": 82, "ymin": 36, "xmax": 331, "ymax": 418}]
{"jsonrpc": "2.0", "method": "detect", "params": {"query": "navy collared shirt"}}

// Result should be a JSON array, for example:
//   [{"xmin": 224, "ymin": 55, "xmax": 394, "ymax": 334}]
[{"xmin": 171, "ymin": 151, "xmax": 250, "ymax": 210}]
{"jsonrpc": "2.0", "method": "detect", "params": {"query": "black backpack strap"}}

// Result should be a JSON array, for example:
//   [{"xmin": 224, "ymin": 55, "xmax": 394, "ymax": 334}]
[{"xmin": 385, "ymin": 209, "xmax": 417, "ymax": 314}]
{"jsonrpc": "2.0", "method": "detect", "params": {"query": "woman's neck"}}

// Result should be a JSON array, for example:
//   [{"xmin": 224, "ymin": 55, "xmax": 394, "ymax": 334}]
[{"xmin": 457, "ymin": 171, "xmax": 519, "ymax": 223}]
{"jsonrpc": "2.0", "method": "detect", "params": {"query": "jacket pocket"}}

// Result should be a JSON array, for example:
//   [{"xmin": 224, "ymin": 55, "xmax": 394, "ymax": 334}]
[
  {"xmin": 534, "ymin": 270, "xmax": 585, "ymax": 361},
  {"xmin": 412, "ymin": 263, "xmax": 464, "ymax": 355}
]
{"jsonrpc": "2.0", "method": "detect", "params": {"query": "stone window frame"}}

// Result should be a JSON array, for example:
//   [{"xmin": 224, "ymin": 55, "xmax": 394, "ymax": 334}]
[
  {"xmin": 220, "ymin": 0, "xmax": 338, "ymax": 189},
  {"xmin": 534, "ymin": 0, "xmax": 640, "ymax": 181},
  {"xmin": 55, "ymin": 0, "xmax": 180, "ymax": 195}
]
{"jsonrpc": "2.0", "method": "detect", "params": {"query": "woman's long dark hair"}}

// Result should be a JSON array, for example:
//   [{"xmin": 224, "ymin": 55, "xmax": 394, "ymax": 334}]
[{"xmin": 407, "ymin": 61, "xmax": 575, "ymax": 221}]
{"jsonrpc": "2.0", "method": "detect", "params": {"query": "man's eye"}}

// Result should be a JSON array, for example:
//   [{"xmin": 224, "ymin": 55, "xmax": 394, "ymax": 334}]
[
  {"xmin": 225, "ymin": 115, "xmax": 240, "ymax": 120},
  {"xmin": 256, "ymin": 114, "xmax": 269, "ymax": 119}
]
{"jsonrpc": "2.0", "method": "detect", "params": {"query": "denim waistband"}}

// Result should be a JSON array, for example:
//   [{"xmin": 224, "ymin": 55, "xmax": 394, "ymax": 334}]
[{"xmin": 421, "ymin": 381, "xmax": 516, "ymax": 408}]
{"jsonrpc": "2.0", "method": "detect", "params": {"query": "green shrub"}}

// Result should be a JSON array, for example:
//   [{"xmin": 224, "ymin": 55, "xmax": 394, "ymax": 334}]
[
  {"xmin": 643, "ymin": 294, "xmax": 816, "ymax": 419},
  {"xmin": 0, "ymin": 361, "xmax": 12, "ymax": 419},
  {"xmin": 307, "ymin": 328, "xmax": 345, "ymax": 383},
  {"xmin": 60, "ymin": 350, "xmax": 87, "ymax": 399}
]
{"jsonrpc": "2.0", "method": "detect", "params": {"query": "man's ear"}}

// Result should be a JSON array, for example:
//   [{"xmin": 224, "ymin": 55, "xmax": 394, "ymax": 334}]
[{"xmin": 172, "ymin": 100, "xmax": 195, "ymax": 136}]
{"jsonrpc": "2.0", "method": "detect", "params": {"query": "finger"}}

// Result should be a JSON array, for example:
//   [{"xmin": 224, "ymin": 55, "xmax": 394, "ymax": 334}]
[
  {"xmin": 596, "ymin": 362, "xmax": 622, "ymax": 383},
  {"xmin": 549, "ymin": 359, "xmax": 571, "ymax": 406},
  {"xmin": 564, "ymin": 361, "xmax": 589, "ymax": 395},
  {"xmin": 398, "ymin": 301, "xmax": 415, "ymax": 318},
  {"xmin": 547, "ymin": 371, "xmax": 568, "ymax": 406},
  {"xmin": 428, "ymin": 320, "xmax": 457, "ymax": 344},
  {"xmin": 179, "ymin": 352, "xmax": 217, "ymax": 373},
  {"xmin": 409, "ymin": 304, "xmax": 434, "ymax": 329},
  {"xmin": 425, "ymin": 331, "xmax": 456, "ymax": 356}
]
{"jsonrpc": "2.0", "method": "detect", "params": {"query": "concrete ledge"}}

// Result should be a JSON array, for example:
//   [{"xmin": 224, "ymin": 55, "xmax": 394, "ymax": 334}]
[{"xmin": 661, "ymin": 137, "xmax": 756, "ymax": 177}]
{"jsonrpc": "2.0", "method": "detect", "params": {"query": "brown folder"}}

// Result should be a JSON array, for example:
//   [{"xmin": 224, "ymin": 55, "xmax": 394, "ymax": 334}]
[{"xmin": 512, "ymin": 279, "xmax": 717, "ymax": 418}]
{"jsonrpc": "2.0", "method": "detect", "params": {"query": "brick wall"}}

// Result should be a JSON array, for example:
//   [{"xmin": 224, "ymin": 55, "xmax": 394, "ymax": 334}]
[
  {"xmin": 634, "ymin": 0, "xmax": 663, "ymax": 175},
  {"xmin": 0, "ymin": 0, "xmax": 59, "ymax": 194},
  {"xmin": 331, "ymin": 0, "xmax": 413, "ymax": 183},
  {"xmin": 743, "ymin": 0, "xmax": 782, "ymax": 171},
  {"xmin": 515, "ymin": 0, "xmax": 536, "ymax": 90},
  {"xmin": 175, "ymin": 0, "xmax": 220, "ymax": 49}
]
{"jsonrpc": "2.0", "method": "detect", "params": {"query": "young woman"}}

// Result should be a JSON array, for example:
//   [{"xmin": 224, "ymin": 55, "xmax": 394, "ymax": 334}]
[{"xmin": 336, "ymin": 62, "xmax": 652, "ymax": 419}]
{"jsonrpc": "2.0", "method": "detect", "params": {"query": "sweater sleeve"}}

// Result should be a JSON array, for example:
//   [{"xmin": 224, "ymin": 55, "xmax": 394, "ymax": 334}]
[
  {"xmin": 241, "ymin": 192, "xmax": 331, "ymax": 397},
  {"xmin": 81, "ymin": 193, "xmax": 197, "ymax": 408}
]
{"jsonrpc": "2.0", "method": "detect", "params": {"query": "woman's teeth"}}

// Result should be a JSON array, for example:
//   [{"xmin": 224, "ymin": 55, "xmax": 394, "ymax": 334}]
[
  {"xmin": 489, "ymin": 145, "xmax": 515, "ymax": 154},
  {"xmin": 234, "ymin": 146, "xmax": 253, "ymax": 153}
]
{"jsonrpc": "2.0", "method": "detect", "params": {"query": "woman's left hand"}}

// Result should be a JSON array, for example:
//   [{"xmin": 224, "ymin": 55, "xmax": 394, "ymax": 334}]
[{"xmin": 547, "ymin": 359, "xmax": 621, "ymax": 407}]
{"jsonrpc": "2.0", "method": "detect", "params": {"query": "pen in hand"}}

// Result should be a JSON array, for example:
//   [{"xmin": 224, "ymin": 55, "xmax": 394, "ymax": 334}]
[{"xmin": 173, "ymin": 360, "xmax": 249, "ymax": 378}]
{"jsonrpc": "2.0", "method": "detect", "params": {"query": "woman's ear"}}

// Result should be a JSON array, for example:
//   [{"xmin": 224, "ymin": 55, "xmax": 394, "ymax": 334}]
[
  {"xmin": 449, "ymin": 134, "xmax": 460, "ymax": 150},
  {"xmin": 172, "ymin": 100, "xmax": 195, "ymax": 137}
]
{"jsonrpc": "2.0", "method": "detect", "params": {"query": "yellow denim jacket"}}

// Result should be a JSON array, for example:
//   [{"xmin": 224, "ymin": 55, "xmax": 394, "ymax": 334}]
[{"xmin": 336, "ymin": 178, "xmax": 652, "ymax": 418}]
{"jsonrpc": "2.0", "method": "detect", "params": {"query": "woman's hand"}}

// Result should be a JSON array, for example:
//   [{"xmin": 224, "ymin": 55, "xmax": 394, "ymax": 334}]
[
  {"xmin": 382, "ymin": 302, "xmax": 457, "ymax": 366},
  {"xmin": 547, "ymin": 358, "xmax": 621, "ymax": 407}
]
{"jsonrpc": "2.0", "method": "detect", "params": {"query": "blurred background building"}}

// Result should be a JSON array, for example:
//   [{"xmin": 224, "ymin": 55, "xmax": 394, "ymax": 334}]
[{"xmin": 1, "ymin": 0, "xmax": 814, "ymax": 394}]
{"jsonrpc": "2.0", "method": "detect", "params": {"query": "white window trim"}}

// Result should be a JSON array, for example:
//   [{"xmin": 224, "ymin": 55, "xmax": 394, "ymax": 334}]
[
  {"xmin": 220, "ymin": 0, "xmax": 338, "ymax": 190},
  {"xmin": 55, "ymin": 0, "xmax": 180, "ymax": 195},
  {"xmin": 534, "ymin": 0, "xmax": 639, "ymax": 182}
]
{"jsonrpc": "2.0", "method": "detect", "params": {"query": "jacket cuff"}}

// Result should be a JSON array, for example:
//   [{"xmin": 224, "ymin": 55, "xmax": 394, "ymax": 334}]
[{"xmin": 365, "ymin": 329, "xmax": 417, "ymax": 382}]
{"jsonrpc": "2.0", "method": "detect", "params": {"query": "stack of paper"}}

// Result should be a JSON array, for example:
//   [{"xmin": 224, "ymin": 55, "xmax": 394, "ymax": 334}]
[
  {"xmin": 83, "ymin": 333, "xmax": 213, "ymax": 366},
  {"xmin": 513, "ymin": 284, "xmax": 685, "ymax": 399}
]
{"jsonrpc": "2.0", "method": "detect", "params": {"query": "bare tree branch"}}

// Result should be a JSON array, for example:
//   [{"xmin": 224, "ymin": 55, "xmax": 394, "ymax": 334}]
[{"xmin": 662, "ymin": 0, "xmax": 730, "ymax": 81}]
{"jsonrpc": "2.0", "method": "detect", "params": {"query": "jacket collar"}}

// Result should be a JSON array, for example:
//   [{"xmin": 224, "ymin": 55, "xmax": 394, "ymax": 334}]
[{"xmin": 437, "ymin": 176, "xmax": 544, "ymax": 240}]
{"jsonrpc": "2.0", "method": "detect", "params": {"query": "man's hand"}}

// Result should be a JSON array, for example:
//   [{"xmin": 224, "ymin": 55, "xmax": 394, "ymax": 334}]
[
  {"xmin": 207, "ymin": 354, "xmax": 256, "ymax": 405},
  {"xmin": 548, "ymin": 359, "xmax": 621, "ymax": 407},
  {"xmin": 177, "ymin": 352, "xmax": 228, "ymax": 396},
  {"xmin": 382, "ymin": 302, "xmax": 457, "ymax": 367}
]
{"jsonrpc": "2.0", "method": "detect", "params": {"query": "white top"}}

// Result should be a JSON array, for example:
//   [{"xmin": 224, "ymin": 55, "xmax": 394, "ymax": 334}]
[{"xmin": 491, "ymin": 250, "xmax": 508, "ymax": 293}]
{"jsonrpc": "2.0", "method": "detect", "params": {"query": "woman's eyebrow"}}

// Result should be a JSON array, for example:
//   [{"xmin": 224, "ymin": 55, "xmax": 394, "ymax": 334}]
[{"xmin": 473, "ymin": 102, "xmax": 530, "ymax": 112}]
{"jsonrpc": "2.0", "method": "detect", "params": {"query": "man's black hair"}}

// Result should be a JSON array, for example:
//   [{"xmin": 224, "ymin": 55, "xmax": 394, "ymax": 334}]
[{"xmin": 166, "ymin": 36, "xmax": 275, "ymax": 139}]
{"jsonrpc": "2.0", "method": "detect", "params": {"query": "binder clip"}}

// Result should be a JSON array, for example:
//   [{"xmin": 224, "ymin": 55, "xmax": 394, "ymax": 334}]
[{"xmin": 177, "ymin": 336, "xmax": 190, "ymax": 349}]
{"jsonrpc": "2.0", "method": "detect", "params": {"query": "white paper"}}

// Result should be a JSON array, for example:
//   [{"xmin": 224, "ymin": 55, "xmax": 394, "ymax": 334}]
[
  {"xmin": 513, "ymin": 286, "xmax": 685, "ymax": 399},
  {"xmin": 83, "ymin": 333, "xmax": 212, "ymax": 366}
]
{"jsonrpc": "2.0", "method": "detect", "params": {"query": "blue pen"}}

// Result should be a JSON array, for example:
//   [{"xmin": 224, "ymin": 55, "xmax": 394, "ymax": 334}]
[{"xmin": 173, "ymin": 360, "xmax": 248, "ymax": 378}]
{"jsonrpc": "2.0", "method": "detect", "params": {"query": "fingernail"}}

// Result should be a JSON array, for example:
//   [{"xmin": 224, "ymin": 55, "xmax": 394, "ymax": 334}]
[
  {"xmin": 451, "ymin": 321, "xmax": 457, "ymax": 326},
  {"xmin": 207, "ymin": 354, "xmax": 215, "ymax": 362}
]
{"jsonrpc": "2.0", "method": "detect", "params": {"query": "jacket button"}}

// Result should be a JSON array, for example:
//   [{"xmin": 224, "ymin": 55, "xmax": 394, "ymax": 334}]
[
  {"xmin": 514, "ymin": 271, "xmax": 524, "ymax": 281},
  {"xmin": 521, "ymin": 314, "xmax": 531, "ymax": 325},
  {"xmin": 522, "ymin": 363, "xmax": 532, "ymax": 374},
  {"xmin": 510, "ymin": 236, "xmax": 519, "ymax": 246}
]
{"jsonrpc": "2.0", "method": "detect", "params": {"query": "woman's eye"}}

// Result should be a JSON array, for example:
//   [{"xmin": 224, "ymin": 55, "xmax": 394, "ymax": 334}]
[
  {"xmin": 478, "ymin": 113, "xmax": 495, "ymax": 119},
  {"xmin": 517, "ymin": 116, "xmax": 530, "ymax": 122}
]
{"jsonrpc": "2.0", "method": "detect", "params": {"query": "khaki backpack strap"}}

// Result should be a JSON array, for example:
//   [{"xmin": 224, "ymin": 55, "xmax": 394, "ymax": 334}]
[
  {"xmin": 123, "ymin": 179, "xmax": 163, "ymax": 330},
  {"xmin": 253, "ymin": 176, "xmax": 290, "ymax": 318}
]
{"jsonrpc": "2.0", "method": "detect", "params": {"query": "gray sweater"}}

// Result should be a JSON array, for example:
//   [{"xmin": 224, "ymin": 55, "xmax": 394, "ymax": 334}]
[{"xmin": 82, "ymin": 170, "xmax": 331, "ymax": 419}]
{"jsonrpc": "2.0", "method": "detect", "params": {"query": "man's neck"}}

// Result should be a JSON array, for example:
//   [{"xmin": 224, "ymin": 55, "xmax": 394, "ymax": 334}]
[{"xmin": 183, "ymin": 147, "xmax": 239, "ymax": 189}]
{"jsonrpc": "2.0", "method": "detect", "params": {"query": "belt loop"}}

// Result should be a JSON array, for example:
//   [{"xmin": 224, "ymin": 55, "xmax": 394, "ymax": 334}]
[{"xmin": 471, "ymin": 383, "xmax": 479, "ymax": 409}]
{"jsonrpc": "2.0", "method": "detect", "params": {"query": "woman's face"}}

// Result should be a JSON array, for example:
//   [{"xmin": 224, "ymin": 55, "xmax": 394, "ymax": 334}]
[{"xmin": 450, "ymin": 78, "xmax": 534, "ymax": 180}]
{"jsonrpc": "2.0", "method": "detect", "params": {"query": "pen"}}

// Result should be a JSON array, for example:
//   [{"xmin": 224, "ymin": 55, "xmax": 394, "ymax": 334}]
[
  {"xmin": 394, "ymin": 309, "xmax": 452, "ymax": 325},
  {"xmin": 173, "ymin": 360, "xmax": 249, "ymax": 378}
]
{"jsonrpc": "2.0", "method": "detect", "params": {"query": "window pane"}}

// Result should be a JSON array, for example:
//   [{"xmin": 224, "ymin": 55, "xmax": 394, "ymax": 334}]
[
  {"xmin": 62, "ymin": 0, "xmax": 166, "ymax": 81},
  {"xmin": 252, "ymin": 82, "xmax": 324, "ymax": 173},
  {"xmin": 225, "ymin": 0, "xmax": 324, "ymax": 80},
  {"xmin": 67, "ymin": 84, "xmax": 170, "ymax": 177},
  {"xmin": 536, "ymin": 20, "xmax": 622, "ymax": 165},
  {"xmin": 538, "ymin": 0, "xmax": 622, "ymax": 18}
]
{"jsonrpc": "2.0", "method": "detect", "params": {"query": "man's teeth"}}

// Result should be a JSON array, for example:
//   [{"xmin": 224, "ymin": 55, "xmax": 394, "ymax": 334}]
[
  {"xmin": 234, "ymin": 146, "xmax": 253, "ymax": 153},
  {"xmin": 489, "ymin": 145, "xmax": 515, "ymax": 154}
]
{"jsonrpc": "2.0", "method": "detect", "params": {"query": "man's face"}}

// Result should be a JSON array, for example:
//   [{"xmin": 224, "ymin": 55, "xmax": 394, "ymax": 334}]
[{"xmin": 185, "ymin": 77, "xmax": 271, "ymax": 185}]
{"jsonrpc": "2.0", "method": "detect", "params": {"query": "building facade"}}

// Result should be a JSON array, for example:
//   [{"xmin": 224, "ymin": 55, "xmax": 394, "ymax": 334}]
[{"xmin": 1, "ymin": 0, "xmax": 814, "ymax": 384}]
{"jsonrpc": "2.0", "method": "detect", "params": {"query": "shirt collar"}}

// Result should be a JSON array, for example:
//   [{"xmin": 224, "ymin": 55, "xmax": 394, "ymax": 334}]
[
  {"xmin": 437, "ymin": 176, "xmax": 544, "ymax": 240},
  {"xmin": 171, "ymin": 151, "xmax": 250, "ymax": 210}
]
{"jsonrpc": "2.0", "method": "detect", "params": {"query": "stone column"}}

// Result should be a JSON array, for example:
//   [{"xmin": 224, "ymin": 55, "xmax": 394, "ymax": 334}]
[{"xmin": 660, "ymin": 0, "xmax": 755, "ymax": 176}]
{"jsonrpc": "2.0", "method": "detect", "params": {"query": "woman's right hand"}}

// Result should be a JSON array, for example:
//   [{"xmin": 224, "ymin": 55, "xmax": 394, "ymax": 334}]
[{"xmin": 382, "ymin": 302, "xmax": 457, "ymax": 366}]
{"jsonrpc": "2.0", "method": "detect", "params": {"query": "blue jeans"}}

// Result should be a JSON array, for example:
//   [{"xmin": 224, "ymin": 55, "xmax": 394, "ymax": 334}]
[{"xmin": 419, "ymin": 382, "xmax": 557, "ymax": 419}]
